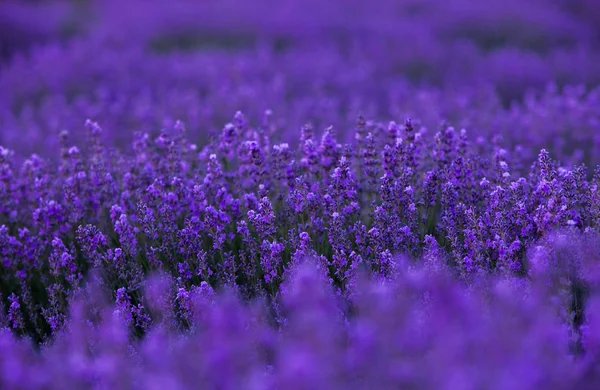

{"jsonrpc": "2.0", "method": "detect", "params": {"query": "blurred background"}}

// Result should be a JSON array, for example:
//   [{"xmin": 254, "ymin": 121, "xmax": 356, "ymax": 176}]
[
  {"xmin": 1, "ymin": 0, "xmax": 600, "ymax": 162},
  {"xmin": 3, "ymin": 0, "xmax": 600, "ymax": 83}
]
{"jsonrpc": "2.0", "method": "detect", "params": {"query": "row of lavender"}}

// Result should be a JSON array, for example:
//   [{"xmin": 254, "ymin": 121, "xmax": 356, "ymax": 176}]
[
  {"xmin": 2, "ymin": 41, "xmax": 600, "ymax": 167},
  {"xmin": 2, "ymin": 113, "xmax": 600, "ymax": 385},
  {"xmin": 2, "ymin": 254, "xmax": 600, "ymax": 390},
  {"xmin": 3, "ymin": 0, "xmax": 600, "ymax": 158},
  {"xmin": 4, "ymin": 0, "xmax": 599, "ymax": 57}
]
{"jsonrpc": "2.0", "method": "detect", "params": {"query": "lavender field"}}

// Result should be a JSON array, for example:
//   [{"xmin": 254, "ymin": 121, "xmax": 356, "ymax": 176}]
[{"xmin": 2, "ymin": 0, "xmax": 600, "ymax": 388}]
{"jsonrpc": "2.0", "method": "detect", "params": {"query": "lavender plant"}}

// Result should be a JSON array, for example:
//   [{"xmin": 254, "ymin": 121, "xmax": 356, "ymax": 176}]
[{"xmin": 0, "ymin": 115, "xmax": 596, "ymax": 342}]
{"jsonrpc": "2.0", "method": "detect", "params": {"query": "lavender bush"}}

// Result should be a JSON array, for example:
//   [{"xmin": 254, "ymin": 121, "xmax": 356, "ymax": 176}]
[{"xmin": 2, "ymin": 0, "xmax": 600, "ymax": 388}]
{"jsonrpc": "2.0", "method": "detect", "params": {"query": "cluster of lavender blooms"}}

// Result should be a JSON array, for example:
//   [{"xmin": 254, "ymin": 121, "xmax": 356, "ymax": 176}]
[
  {"xmin": 3, "ymin": 0, "xmax": 600, "ymax": 388},
  {"xmin": 3, "ymin": 255, "xmax": 600, "ymax": 390},
  {"xmin": 1, "ymin": 114, "xmax": 600, "ymax": 386}
]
